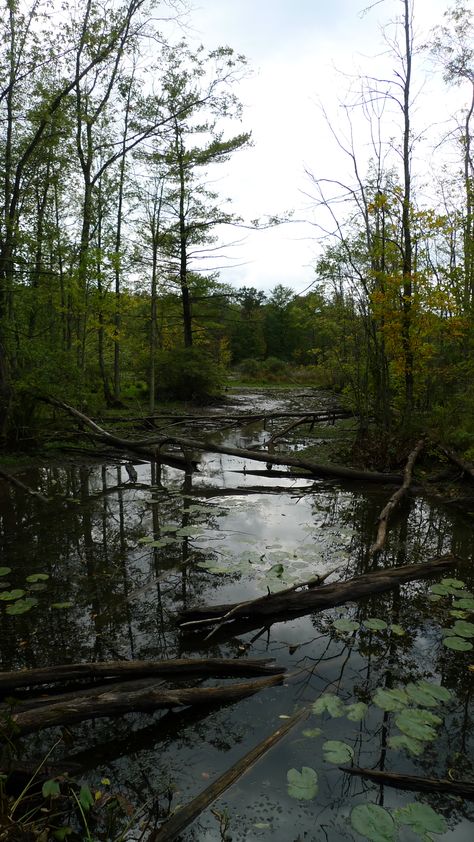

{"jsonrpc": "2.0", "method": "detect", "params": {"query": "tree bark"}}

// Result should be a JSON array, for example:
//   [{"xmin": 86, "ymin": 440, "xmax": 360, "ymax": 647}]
[
  {"xmin": 179, "ymin": 555, "xmax": 457, "ymax": 629},
  {"xmin": 369, "ymin": 438, "xmax": 424, "ymax": 556}
]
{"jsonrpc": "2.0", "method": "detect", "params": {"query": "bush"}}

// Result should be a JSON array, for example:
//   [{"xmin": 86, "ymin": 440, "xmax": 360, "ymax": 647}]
[{"xmin": 156, "ymin": 347, "xmax": 225, "ymax": 402}]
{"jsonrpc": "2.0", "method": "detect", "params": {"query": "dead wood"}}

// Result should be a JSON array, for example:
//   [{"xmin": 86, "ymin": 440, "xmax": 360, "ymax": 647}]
[
  {"xmin": 148, "ymin": 707, "xmax": 309, "ymax": 842},
  {"xmin": 154, "ymin": 433, "xmax": 404, "ymax": 484},
  {"xmin": 440, "ymin": 446, "xmax": 474, "ymax": 481},
  {"xmin": 0, "ymin": 657, "xmax": 284, "ymax": 695},
  {"xmin": 369, "ymin": 438, "xmax": 425, "ymax": 556},
  {"xmin": 0, "ymin": 467, "xmax": 50, "ymax": 504},
  {"xmin": 5, "ymin": 674, "xmax": 284, "ymax": 736},
  {"xmin": 340, "ymin": 766, "xmax": 474, "ymax": 800},
  {"xmin": 179, "ymin": 555, "xmax": 457, "ymax": 630},
  {"xmin": 41, "ymin": 397, "xmax": 198, "ymax": 472},
  {"xmin": 266, "ymin": 416, "xmax": 314, "ymax": 446},
  {"xmin": 42, "ymin": 398, "xmax": 402, "ymax": 483}
]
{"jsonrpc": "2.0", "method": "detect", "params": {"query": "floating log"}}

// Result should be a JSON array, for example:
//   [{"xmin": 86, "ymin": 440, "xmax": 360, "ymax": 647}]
[
  {"xmin": 340, "ymin": 766, "xmax": 474, "ymax": 800},
  {"xmin": 148, "ymin": 707, "xmax": 308, "ymax": 841},
  {"xmin": 0, "ymin": 657, "xmax": 284, "ymax": 694},
  {"xmin": 369, "ymin": 438, "xmax": 425, "ymax": 556},
  {"xmin": 179, "ymin": 556, "xmax": 457, "ymax": 630},
  {"xmin": 5, "ymin": 674, "xmax": 284, "ymax": 736}
]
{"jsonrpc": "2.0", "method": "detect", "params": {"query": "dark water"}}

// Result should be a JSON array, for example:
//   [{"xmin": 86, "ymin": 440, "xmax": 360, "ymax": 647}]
[{"xmin": 0, "ymin": 392, "xmax": 473, "ymax": 841}]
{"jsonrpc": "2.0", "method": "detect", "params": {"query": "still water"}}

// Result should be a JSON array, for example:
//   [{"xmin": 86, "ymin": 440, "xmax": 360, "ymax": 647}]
[{"xmin": 0, "ymin": 391, "xmax": 473, "ymax": 841}]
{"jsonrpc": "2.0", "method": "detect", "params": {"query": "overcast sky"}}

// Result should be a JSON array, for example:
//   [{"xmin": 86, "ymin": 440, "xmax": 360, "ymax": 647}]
[{"xmin": 171, "ymin": 0, "xmax": 466, "ymax": 296}]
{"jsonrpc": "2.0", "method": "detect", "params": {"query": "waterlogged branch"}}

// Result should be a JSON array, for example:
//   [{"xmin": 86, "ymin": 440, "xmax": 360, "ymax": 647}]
[
  {"xmin": 0, "ymin": 657, "xmax": 284, "ymax": 694},
  {"xmin": 179, "ymin": 556, "xmax": 457, "ymax": 630},
  {"xmin": 148, "ymin": 707, "xmax": 309, "ymax": 842},
  {"xmin": 4, "ymin": 675, "xmax": 285, "ymax": 737},
  {"xmin": 340, "ymin": 766, "xmax": 474, "ymax": 801},
  {"xmin": 369, "ymin": 438, "xmax": 424, "ymax": 556}
]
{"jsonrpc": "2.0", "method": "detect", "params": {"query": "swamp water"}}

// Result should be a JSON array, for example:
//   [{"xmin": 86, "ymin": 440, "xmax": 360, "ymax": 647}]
[{"xmin": 0, "ymin": 390, "xmax": 473, "ymax": 841}]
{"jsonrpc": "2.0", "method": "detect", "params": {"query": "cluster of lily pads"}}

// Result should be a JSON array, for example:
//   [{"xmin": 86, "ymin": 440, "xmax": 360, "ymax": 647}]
[
  {"xmin": 0, "ymin": 567, "xmax": 71, "ymax": 614},
  {"xmin": 286, "ymin": 678, "xmax": 453, "ymax": 840},
  {"xmin": 428, "ymin": 577, "xmax": 474, "ymax": 652},
  {"xmin": 332, "ymin": 615, "xmax": 405, "ymax": 636}
]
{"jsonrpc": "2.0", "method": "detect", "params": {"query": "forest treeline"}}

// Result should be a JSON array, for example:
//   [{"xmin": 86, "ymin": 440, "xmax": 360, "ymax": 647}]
[{"xmin": 0, "ymin": 0, "xmax": 473, "ymax": 455}]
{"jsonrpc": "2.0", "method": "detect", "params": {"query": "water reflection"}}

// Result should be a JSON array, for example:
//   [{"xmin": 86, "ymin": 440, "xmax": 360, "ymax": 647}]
[{"xmin": 0, "ymin": 412, "xmax": 473, "ymax": 840}]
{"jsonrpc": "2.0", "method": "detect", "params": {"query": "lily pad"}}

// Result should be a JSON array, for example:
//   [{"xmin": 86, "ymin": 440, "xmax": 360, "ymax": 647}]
[
  {"xmin": 332, "ymin": 618, "xmax": 360, "ymax": 632},
  {"xmin": 416, "ymin": 681, "xmax": 452, "ymax": 703},
  {"xmin": 148, "ymin": 537, "xmax": 177, "ymax": 548},
  {"xmin": 429, "ymin": 584, "xmax": 450, "ymax": 596},
  {"xmin": 302, "ymin": 727, "xmax": 322, "ymax": 738},
  {"xmin": 453, "ymin": 598, "xmax": 474, "ymax": 611},
  {"xmin": 0, "ymin": 567, "xmax": 11, "ymax": 577},
  {"xmin": 405, "ymin": 683, "xmax": 440, "ymax": 707},
  {"xmin": 393, "ymin": 802, "xmax": 447, "ymax": 835},
  {"xmin": 441, "ymin": 578, "xmax": 465, "ymax": 589},
  {"xmin": 351, "ymin": 803, "xmax": 395, "ymax": 842},
  {"xmin": 443, "ymin": 636, "xmax": 473, "ymax": 651},
  {"xmin": 312, "ymin": 693, "xmax": 345, "ymax": 717},
  {"xmin": 25, "ymin": 573, "xmax": 49, "ymax": 583},
  {"xmin": 0, "ymin": 589, "xmax": 26, "ymax": 602},
  {"xmin": 363, "ymin": 618, "xmax": 388, "ymax": 631},
  {"xmin": 389, "ymin": 624, "xmax": 405, "ymax": 636},
  {"xmin": 388, "ymin": 734, "xmax": 425, "ymax": 756},
  {"xmin": 286, "ymin": 766, "xmax": 318, "ymax": 800},
  {"xmin": 395, "ymin": 709, "xmax": 441, "ymax": 741},
  {"xmin": 6, "ymin": 597, "xmax": 38, "ymax": 615},
  {"xmin": 323, "ymin": 740, "xmax": 354, "ymax": 764},
  {"xmin": 51, "ymin": 601, "xmax": 74, "ymax": 610},
  {"xmin": 346, "ymin": 702, "xmax": 368, "ymax": 721},
  {"xmin": 452, "ymin": 619, "xmax": 474, "ymax": 638},
  {"xmin": 373, "ymin": 687, "xmax": 409, "ymax": 712}
]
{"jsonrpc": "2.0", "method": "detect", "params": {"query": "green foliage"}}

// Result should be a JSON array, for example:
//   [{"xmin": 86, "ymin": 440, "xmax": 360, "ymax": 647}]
[
  {"xmin": 155, "ymin": 347, "xmax": 225, "ymax": 402},
  {"xmin": 351, "ymin": 804, "xmax": 395, "ymax": 842}
]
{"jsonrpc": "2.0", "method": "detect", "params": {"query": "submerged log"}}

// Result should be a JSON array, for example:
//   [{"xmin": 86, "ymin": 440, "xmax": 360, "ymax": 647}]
[
  {"xmin": 149, "ymin": 707, "xmax": 309, "ymax": 842},
  {"xmin": 179, "ymin": 556, "xmax": 457, "ymax": 630},
  {"xmin": 340, "ymin": 766, "xmax": 474, "ymax": 800},
  {"xmin": 369, "ymin": 438, "xmax": 424, "ymax": 556},
  {"xmin": 0, "ymin": 657, "xmax": 284, "ymax": 694},
  {"xmin": 5, "ymin": 674, "xmax": 284, "ymax": 736}
]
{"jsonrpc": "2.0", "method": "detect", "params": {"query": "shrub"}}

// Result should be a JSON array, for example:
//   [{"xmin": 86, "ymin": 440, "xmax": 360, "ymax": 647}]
[{"xmin": 155, "ymin": 347, "xmax": 225, "ymax": 402}]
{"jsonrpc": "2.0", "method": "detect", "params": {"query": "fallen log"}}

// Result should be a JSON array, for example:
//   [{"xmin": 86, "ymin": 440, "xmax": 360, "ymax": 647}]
[
  {"xmin": 0, "ymin": 657, "xmax": 284, "ymax": 694},
  {"xmin": 340, "ymin": 766, "xmax": 474, "ymax": 800},
  {"xmin": 369, "ymin": 438, "xmax": 425, "ymax": 556},
  {"xmin": 157, "ymin": 434, "xmax": 403, "ymax": 484},
  {"xmin": 179, "ymin": 556, "xmax": 457, "ymax": 630},
  {"xmin": 41, "ymin": 397, "xmax": 198, "ymax": 472},
  {"xmin": 42, "ymin": 398, "xmax": 402, "ymax": 484},
  {"xmin": 4, "ymin": 675, "xmax": 284, "ymax": 736},
  {"xmin": 440, "ymin": 447, "xmax": 474, "ymax": 482},
  {"xmin": 148, "ymin": 707, "xmax": 308, "ymax": 842}
]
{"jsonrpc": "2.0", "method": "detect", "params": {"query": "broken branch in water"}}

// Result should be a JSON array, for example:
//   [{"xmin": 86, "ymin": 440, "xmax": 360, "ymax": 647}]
[
  {"xmin": 340, "ymin": 766, "xmax": 474, "ymax": 800},
  {"xmin": 148, "ymin": 707, "xmax": 309, "ymax": 842},
  {"xmin": 4, "ymin": 675, "xmax": 285, "ymax": 736},
  {"xmin": 369, "ymin": 438, "xmax": 425, "ymax": 557},
  {"xmin": 179, "ymin": 556, "xmax": 457, "ymax": 631},
  {"xmin": 0, "ymin": 657, "xmax": 284, "ymax": 694}
]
